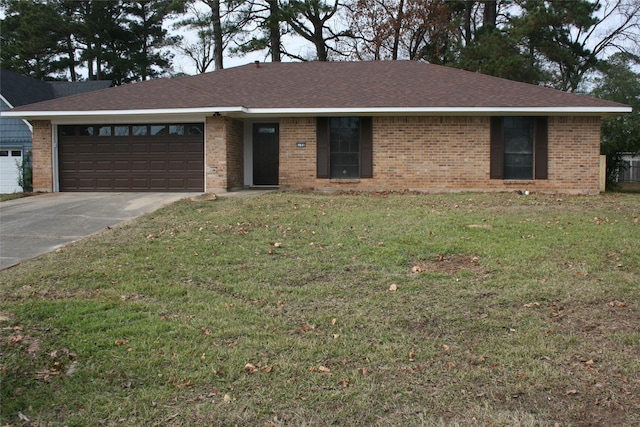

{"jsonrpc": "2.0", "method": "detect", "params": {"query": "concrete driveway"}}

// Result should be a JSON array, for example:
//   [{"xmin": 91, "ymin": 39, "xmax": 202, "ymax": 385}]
[{"xmin": 0, "ymin": 192, "xmax": 194, "ymax": 270}]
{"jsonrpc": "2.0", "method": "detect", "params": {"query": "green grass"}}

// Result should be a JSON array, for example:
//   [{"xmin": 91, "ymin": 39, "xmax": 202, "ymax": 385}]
[
  {"xmin": 0, "ymin": 193, "xmax": 28, "ymax": 202},
  {"xmin": 1, "ymin": 192, "xmax": 639, "ymax": 426}
]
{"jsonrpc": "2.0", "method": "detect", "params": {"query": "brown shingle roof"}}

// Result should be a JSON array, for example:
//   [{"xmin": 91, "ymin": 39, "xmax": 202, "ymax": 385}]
[{"xmin": 8, "ymin": 60, "xmax": 627, "ymax": 113}]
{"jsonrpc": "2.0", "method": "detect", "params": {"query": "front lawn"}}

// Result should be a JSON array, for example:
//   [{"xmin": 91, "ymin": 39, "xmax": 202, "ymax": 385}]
[{"xmin": 1, "ymin": 192, "xmax": 639, "ymax": 426}]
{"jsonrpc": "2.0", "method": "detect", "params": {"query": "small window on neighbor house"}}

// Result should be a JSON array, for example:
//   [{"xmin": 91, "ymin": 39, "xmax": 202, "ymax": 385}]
[
  {"xmin": 0, "ymin": 151, "xmax": 8, "ymax": 157},
  {"xmin": 11, "ymin": 150, "xmax": 22, "ymax": 157},
  {"xmin": 133, "ymin": 125, "xmax": 148, "ymax": 136},
  {"xmin": 98, "ymin": 126, "xmax": 112, "ymax": 136},
  {"xmin": 114, "ymin": 126, "xmax": 130, "ymax": 136}
]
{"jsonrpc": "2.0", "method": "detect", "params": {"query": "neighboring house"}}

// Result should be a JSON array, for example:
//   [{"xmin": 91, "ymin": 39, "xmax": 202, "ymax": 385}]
[
  {"xmin": 0, "ymin": 70, "xmax": 112, "ymax": 193},
  {"xmin": 2, "ymin": 61, "xmax": 631, "ymax": 195},
  {"xmin": 617, "ymin": 154, "xmax": 640, "ymax": 182}
]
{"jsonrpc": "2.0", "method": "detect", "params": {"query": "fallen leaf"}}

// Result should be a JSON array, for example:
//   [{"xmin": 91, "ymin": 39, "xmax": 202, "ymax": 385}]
[
  {"xmin": 359, "ymin": 367, "xmax": 368, "ymax": 376},
  {"xmin": 244, "ymin": 363, "xmax": 258, "ymax": 374},
  {"xmin": 114, "ymin": 339, "xmax": 129, "ymax": 346},
  {"xmin": 609, "ymin": 300, "xmax": 627, "ymax": 307},
  {"xmin": 223, "ymin": 394, "xmax": 232, "ymax": 402},
  {"xmin": 409, "ymin": 350, "xmax": 416, "ymax": 361},
  {"xmin": 331, "ymin": 318, "xmax": 337, "ymax": 326},
  {"xmin": 316, "ymin": 365, "xmax": 331, "ymax": 374},
  {"xmin": 442, "ymin": 344, "xmax": 451, "ymax": 352},
  {"xmin": 565, "ymin": 389, "xmax": 579, "ymax": 396},
  {"xmin": 411, "ymin": 266, "xmax": 423, "ymax": 273},
  {"xmin": 8, "ymin": 334, "xmax": 24, "ymax": 346},
  {"xmin": 200, "ymin": 327, "xmax": 212, "ymax": 335},
  {"xmin": 389, "ymin": 284, "xmax": 398, "ymax": 291},
  {"xmin": 261, "ymin": 365, "xmax": 274, "ymax": 373}
]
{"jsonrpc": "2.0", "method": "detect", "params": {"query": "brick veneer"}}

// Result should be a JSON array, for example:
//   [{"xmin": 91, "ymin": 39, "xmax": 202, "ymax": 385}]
[
  {"xmin": 279, "ymin": 116, "xmax": 602, "ymax": 194},
  {"xmin": 29, "ymin": 115, "xmax": 601, "ymax": 195},
  {"xmin": 205, "ymin": 116, "xmax": 244, "ymax": 191},
  {"xmin": 31, "ymin": 120, "xmax": 53, "ymax": 192}
]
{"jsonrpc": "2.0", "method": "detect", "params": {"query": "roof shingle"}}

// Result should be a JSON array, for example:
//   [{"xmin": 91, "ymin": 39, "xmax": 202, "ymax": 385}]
[{"xmin": 8, "ymin": 61, "xmax": 627, "ymax": 112}]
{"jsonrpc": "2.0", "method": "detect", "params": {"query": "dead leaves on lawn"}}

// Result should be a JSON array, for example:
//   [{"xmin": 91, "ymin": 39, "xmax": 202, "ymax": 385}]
[{"xmin": 411, "ymin": 254, "xmax": 484, "ymax": 276}]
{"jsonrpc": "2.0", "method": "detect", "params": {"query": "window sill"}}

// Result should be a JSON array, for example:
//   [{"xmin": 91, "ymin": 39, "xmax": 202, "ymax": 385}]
[
  {"xmin": 502, "ymin": 179, "xmax": 534, "ymax": 184},
  {"xmin": 329, "ymin": 179, "xmax": 361, "ymax": 184}
]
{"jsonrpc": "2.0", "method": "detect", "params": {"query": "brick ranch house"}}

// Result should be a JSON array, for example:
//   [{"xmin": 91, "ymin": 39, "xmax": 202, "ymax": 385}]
[{"xmin": 3, "ymin": 61, "xmax": 631, "ymax": 195}]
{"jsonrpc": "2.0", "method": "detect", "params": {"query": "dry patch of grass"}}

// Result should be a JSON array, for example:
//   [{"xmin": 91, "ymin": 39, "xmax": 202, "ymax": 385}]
[{"xmin": 1, "ymin": 192, "xmax": 639, "ymax": 426}]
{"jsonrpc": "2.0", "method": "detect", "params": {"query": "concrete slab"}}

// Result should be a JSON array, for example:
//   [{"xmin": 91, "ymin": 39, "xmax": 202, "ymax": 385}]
[{"xmin": 0, "ymin": 192, "xmax": 194, "ymax": 270}]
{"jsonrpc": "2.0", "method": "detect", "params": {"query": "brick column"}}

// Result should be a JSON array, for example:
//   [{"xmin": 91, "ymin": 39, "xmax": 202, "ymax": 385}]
[
  {"xmin": 31, "ymin": 120, "xmax": 53, "ymax": 192},
  {"xmin": 205, "ymin": 116, "xmax": 244, "ymax": 192}
]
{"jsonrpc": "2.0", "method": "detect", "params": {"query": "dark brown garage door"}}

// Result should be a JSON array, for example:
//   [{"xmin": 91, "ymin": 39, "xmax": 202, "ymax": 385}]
[{"xmin": 58, "ymin": 124, "xmax": 204, "ymax": 192}]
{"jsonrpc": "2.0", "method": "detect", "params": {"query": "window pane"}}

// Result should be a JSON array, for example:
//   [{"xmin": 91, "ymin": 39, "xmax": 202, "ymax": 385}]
[
  {"xmin": 169, "ymin": 125, "xmax": 184, "ymax": 135},
  {"xmin": 330, "ymin": 117, "xmax": 360, "ymax": 179},
  {"xmin": 11, "ymin": 150, "xmax": 22, "ymax": 157},
  {"xmin": 79, "ymin": 126, "xmax": 94, "ymax": 136},
  {"xmin": 503, "ymin": 117, "xmax": 534, "ymax": 179},
  {"xmin": 114, "ymin": 126, "xmax": 130, "ymax": 136},
  {"xmin": 133, "ymin": 125, "xmax": 148, "ymax": 136},
  {"xmin": 0, "ymin": 151, "xmax": 8, "ymax": 156},
  {"xmin": 59, "ymin": 126, "xmax": 76, "ymax": 136},
  {"xmin": 187, "ymin": 124, "xmax": 204, "ymax": 135},
  {"xmin": 151, "ymin": 125, "xmax": 166, "ymax": 135},
  {"xmin": 98, "ymin": 126, "xmax": 112, "ymax": 136}
]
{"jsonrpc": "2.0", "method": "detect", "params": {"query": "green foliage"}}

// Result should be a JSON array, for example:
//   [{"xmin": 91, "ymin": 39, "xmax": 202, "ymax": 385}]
[
  {"xmin": 591, "ymin": 53, "xmax": 640, "ymax": 186},
  {"xmin": 0, "ymin": 0, "xmax": 70, "ymax": 79},
  {"xmin": 15, "ymin": 150, "xmax": 32, "ymax": 193},
  {"xmin": 452, "ymin": 26, "xmax": 545, "ymax": 84},
  {"xmin": 0, "ymin": 0, "xmax": 184, "ymax": 83}
]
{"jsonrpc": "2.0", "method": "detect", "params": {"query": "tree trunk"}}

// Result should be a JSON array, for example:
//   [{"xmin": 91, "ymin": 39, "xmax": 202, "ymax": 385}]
[
  {"xmin": 268, "ymin": 0, "xmax": 281, "ymax": 61},
  {"xmin": 207, "ymin": 0, "xmax": 224, "ymax": 70},
  {"xmin": 464, "ymin": 1, "xmax": 472, "ymax": 44},
  {"xmin": 391, "ymin": 0, "xmax": 405, "ymax": 60},
  {"xmin": 483, "ymin": 0, "xmax": 497, "ymax": 28}
]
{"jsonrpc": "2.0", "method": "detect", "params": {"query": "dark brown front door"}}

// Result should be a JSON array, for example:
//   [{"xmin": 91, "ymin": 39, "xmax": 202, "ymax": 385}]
[{"xmin": 253, "ymin": 123, "xmax": 279, "ymax": 186}]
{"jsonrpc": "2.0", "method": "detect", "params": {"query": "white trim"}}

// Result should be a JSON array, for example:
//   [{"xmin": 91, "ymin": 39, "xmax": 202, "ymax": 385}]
[
  {"xmin": 0, "ymin": 94, "xmax": 33, "ymax": 132},
  {"xmin": 1, "ymin": 105, "xmax": 631, "ymax": 120},
  {"xmin": 1, "ymin": 106, "xmax": 244, "ymax": 120},
  {"xmin": 239, "ymin": 106, "xmax": 632, "ymax": 117}
]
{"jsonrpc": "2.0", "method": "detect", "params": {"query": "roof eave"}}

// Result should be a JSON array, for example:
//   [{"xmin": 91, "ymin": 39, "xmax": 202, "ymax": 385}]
[
  {"xmin": 1, "ymin": 105, "xmax": 631, "ymax": 121},
  {"xmin": 238, "ymin": 106, "xmax": 632, "ymax": 118}
]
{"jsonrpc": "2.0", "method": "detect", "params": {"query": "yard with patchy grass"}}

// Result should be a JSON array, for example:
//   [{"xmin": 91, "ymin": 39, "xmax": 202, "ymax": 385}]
[{"xmin": 1, "ymin": 192, "xmax": 639, "ymax": 426}]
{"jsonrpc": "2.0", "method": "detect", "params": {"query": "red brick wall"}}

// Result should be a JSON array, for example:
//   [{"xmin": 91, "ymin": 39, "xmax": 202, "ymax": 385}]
[
  {"xmin": 31, "ymin": 120, "xmax": 53, "ymax": 192},
  {"xmin": 279, "ymin": 116, "xmax": 602, "ymax": 194},
  {"xmin": 205, "ymin": 116, "xmax": 244, "ymax": 191}
]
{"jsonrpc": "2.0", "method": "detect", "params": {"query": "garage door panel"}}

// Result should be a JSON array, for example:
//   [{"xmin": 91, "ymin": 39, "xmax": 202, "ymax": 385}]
[
  {"xmin": 148, "ymin": 161, "xmax": 167, "ymax": 172},
  {"xmin": 95, "ymin": 144, "xmax": 113, "ymax": 154},
  {"xmin": 59, "ymin": 124, "xmax": 204, "ymax": 192}
]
